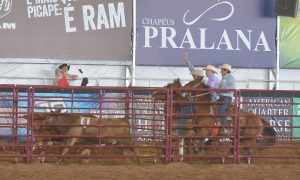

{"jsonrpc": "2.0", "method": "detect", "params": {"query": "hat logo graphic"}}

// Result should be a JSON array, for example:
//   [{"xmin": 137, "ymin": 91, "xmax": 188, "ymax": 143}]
[{"xmin": 0, "ymin": 0, "xmax": 12, "ymax": 19}]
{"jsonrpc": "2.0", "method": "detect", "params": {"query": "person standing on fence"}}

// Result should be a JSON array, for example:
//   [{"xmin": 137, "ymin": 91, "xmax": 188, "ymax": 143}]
[
  {"xmin": 218, "ymin": 64, "xmax": 236, "ymax": 135},
  {"xmin": 55, "ymin": 64, "xmax": 78, "ymax": 88}
]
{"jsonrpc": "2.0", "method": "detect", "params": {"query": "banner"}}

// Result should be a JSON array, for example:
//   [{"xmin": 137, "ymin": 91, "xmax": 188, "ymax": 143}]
[
  {"xmin": 292, "ymin": 98, "xmax": 300, "ymax": 138},
  {"xmin": 279, "ymin": 1, "xmax": 300, "ymax": 68},
  {"xmin": 242, "ymin": 96, "xmax": 292, "ymax": 138},
  {"xmin": 136, "ymin": 0, "xmax": 276, "ymax": 68},
  {"xmin": 0, "ymin": 0, "xmax": 132, "ymax": 61}
]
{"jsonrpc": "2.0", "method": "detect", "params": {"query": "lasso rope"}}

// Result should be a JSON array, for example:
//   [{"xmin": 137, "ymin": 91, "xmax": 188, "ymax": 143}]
[{"xmin": 191, "ymin": 92, "xmax": 210, "ymax": 98}]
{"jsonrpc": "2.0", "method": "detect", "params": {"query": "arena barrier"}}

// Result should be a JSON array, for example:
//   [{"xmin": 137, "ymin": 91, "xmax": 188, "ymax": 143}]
[{"xmin": 0, "ymin": 85, "xmax": 299, "ymax": 164}]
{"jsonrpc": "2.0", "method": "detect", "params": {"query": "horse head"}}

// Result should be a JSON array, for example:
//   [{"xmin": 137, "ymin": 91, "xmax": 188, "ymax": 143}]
[
  {"xmin": 165, "ymin": 78, "xmax": 182, "ymax": 88},
  {"xmin": 152, "ymin": 78, "xmax": 183, "ymax": 101}
]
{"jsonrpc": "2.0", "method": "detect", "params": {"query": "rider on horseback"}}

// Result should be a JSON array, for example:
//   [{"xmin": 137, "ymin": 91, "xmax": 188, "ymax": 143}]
[
  {"xmin": 182, "ymin": 52, "xmax": 221, "ymax": 145},
  {"xmin": 218, "ymin": 64, "xmax": 236, "ymax": 135},
  {"xmin": 174, "ymin": 52, "xmax": 205, "ymax": 136},
  {"xmin": 203, "ymin": 65, "xmax": 220, "ymax": 102},
  {"xmin": 184, "ymin": 52, "xmax": 220, "ymax": 103}
]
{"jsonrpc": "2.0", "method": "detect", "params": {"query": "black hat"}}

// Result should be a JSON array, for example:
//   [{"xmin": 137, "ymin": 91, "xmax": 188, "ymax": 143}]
[
  {"xmin": 59, "ymin": 64, "xmax": 70, "ymax": 70},
  {"xmin": 81, "ymin": 77, "xmax": 89, "ymax": 86}
]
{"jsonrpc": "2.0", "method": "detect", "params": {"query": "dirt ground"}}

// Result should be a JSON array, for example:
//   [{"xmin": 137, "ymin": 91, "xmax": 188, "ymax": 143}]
[
  {"xmin": 1, "ymin": 161, "xmax": 300, "ymax": 180},
  {"xmin": 1, "ymin": 140, "xmax": 300, "ymax": 180}
]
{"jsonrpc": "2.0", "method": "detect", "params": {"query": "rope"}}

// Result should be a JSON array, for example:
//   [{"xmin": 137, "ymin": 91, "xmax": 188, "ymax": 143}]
[
  {"xmin": 191, "ymin": 92, "xmax": 210, "ymax": 98},
  {"xmin": 191, "ymin": 82, "xmax": 202, "ymax": 88}
]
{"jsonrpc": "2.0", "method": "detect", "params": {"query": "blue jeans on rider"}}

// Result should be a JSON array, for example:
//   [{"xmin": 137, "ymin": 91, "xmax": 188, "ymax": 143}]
[
  {"xmin": 178, "ymin": 105, "xmax": 193, "ymax": 136},
  {"xmin": 218, "ymin": 95, "xmax": 232, "ymax": 126},
  {"xmin": 211, "ymin": 92, "xmax": 219, "ymax": 101}
]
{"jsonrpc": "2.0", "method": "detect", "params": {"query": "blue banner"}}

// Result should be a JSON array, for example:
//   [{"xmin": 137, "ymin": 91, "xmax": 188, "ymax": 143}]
[{"xmin": 136, "ymin": 0, "xmax": 276, "ymax": 68}]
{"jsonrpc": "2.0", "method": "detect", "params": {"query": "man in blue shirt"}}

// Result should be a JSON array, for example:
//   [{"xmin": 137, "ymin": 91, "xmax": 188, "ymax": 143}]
[{"xmin": 218, "ymin": 64, "xmax": 236, "ymax": 135}]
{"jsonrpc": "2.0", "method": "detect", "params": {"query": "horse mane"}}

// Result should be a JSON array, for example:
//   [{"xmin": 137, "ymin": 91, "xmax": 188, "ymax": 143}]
[
  {"xmin": 152, "ymin": 79, "xmax": 182, "ymax": 101},
  {"xmin": 165, "ymin": 78, "xmax": 182, "ymax": 88}
]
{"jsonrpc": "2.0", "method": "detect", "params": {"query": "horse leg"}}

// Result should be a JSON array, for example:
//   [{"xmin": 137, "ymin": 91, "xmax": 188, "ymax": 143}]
[
  {"xmin": 80, "ymin": 148, "xmax": 91, "ymax": 164},
  {"xmin": 56, "ymin": 137, "xmax": 77, "ymax": 164},
  {"xmin": 191, "ymin": 138, "xmax": 200, "ymax": 155},
  {"xmin": 179, "ymin": 138, "xmax": 184, "ymax": 161},
  {"xmin": 200, "ymin": 139, "xmax": 205, "ymax": 155},
  {"xmin": 186, "ymin": 137, "xmax": 196, "ymax": 155},
  {"xmin": 129, "ymin": 141, "xmax": 143, "ymax": 164}
]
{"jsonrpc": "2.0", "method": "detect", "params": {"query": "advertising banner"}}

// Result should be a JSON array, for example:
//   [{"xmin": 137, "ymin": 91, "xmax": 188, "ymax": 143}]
[
  {"xmin": 242, "ymin": 96, "xmax": 292, "ymax": 138},
  {"xmin": 279, "ymin": 1, "xmax": 300, "ymax": 69},
  {"xmin": 0, "ymin": 0, "xmax": 132, "ymax": 61},
  {"xmin": 292, "ymin": 98, "xmax": 300, "ymax": 138},
  {"xmin": 136, "ymin": 0, "xmax": 276, "ymax": 68}
]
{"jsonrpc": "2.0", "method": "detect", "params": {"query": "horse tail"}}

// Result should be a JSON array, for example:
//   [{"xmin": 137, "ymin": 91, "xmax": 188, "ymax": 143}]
[{"xmin": 257, "ymin": 118, "xmax": 276, "ymax": 146}]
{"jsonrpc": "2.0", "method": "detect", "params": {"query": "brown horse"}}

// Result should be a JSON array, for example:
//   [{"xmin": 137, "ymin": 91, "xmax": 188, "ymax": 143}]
[
  {"xmin": 153, "ymin": 79, "xmax": 196, "ymax": 159},
  {"xmin": 33, "ymin": 113, "xmax": 140, "ymax": 164},
  {"xmin": 152, "ymin": 78, "xmax": 186, "ymax": 121},
  {"xmin": 156, "ymin": 78, "xmax": 276, "ymax": 157},
  {"xmin": 182, "ymin": 78, "xmax": 276, "ymax": 155}
]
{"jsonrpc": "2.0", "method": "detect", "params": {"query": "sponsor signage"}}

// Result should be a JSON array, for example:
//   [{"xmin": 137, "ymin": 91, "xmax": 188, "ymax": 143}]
[
  {"xmin": 242, "ymin": 96, "xmax": 292, "ymax": 138},
  {"xmin": 136, "ymin": 0, "xmax": 276, "ymax": 68},
  {"xmin": 0, "ymin": 0, "xmax": 133, "ymax": 61}
]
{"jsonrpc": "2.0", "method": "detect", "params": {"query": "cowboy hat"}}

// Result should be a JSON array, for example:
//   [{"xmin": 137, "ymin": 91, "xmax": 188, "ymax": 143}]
[
  {"xmin": 192, "ymin": 68, "xmax": 204, "ymax": 77},
  {"xmin": 219, "ymin": 64, "xmax": 232, "ymax": 72},
  {"xmin": 59, "ymin": 63, "xmax": 70, "ymax": 70},
  {"xmin": 203, "ymin": 65, "xmax": 217, "ymax": 73}
]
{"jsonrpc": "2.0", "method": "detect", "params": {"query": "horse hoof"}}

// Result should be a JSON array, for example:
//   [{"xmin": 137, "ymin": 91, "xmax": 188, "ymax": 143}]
[
  {"xmin": 80, "ymin": 149, "xmax": 91, "ymax": 164},
  {"xmin": 81, "ymin": 159, "xmax": 90, "ymax": 164}
]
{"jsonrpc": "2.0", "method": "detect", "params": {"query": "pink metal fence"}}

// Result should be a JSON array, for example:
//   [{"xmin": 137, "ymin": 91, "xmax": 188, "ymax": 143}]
[{"xmin": 0, "ymin": 85, "xmax": 299, "ymax": 164}]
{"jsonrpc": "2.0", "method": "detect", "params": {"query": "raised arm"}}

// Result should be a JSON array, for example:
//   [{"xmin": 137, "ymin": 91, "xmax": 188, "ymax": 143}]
[{"xmin": 183, "ymin": 52, "xmax": 194, "ymax": 75}]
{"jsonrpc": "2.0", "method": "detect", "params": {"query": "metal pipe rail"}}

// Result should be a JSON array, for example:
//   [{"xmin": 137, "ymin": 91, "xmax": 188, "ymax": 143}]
[
  {"xmin": 2, "ymin": 76, "xmax": 300, "ymax": 89},
  {"xmin": 0, "ymin": 85, "xmax": 299, "ymax": 164}
]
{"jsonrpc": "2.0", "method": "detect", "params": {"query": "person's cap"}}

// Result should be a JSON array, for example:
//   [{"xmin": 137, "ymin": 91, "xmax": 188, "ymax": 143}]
[
  {"xmin": 219, "ymin": 64, "xmax": 232, "ymax": 72},
  {"xmin": 203, "ymin": 65, "xmax": 217, "ymax": 73},
  {"xmin": 59, "ymin": 64, "xmax": 70, "ymax": 70},
  {"xmin": 192, "ymin": 68, "xmax": 204, "ymax": 77}
]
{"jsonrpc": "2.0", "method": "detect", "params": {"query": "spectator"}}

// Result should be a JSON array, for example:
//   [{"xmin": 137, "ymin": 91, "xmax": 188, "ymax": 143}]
[{"xmin": 55, "ymin": 64, "xmax": 78, "ymax": 87}]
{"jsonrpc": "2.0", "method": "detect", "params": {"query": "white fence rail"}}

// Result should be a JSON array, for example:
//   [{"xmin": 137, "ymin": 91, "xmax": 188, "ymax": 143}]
[{"xmin": 1, "ymin": 76, "xmax": 300, "ymax": 90}]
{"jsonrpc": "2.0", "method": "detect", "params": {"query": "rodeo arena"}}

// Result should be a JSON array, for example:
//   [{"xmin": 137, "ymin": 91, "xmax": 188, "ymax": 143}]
[{"xmin": 1, "ymin": 0, "xmax": 300, "ymax": 179}]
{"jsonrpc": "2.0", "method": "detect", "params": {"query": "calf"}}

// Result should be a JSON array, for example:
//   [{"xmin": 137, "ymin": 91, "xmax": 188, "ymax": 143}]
[{"xmin": 33, "ymin": 113, "xmax": 137, "ymax": 164}]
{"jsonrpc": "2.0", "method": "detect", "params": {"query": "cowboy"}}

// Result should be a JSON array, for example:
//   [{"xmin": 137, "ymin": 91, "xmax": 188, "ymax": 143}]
[
  {"xmin": 55, "ymin": 64, "xmax": 78, "ymax": 87},
  {"xmin": 203, "ymin": 65, "xmax": 219, "ymax": 101},
  {"xmin": 218, "ymin": 64, "xmax": 236, "ymax": 135},
  {"xmin": 177, "ymin": 53, "xmax": 205, "ymax": 136},
  {"xmin": 178, "ymin": 68, "xmax": 204, "ymax": 135}
]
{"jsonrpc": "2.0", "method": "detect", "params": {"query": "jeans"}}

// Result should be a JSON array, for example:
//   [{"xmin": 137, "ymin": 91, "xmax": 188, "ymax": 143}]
[
  {"xmin": 178, "ymin": 105, "xmax": 193, "ymax": 135},
  {"xmin": 211, "ymin": 92, "xmax": 219, "ymax": 101},
  {"xmin": 218, "ymin": 96, "xmax": 232, "ymax": 126}
]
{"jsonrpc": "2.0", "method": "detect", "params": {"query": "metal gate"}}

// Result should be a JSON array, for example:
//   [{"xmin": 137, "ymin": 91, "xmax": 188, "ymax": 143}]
[{"xmin": 0, "ymin": 85, "xmax": 299, "ymax": 164}]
